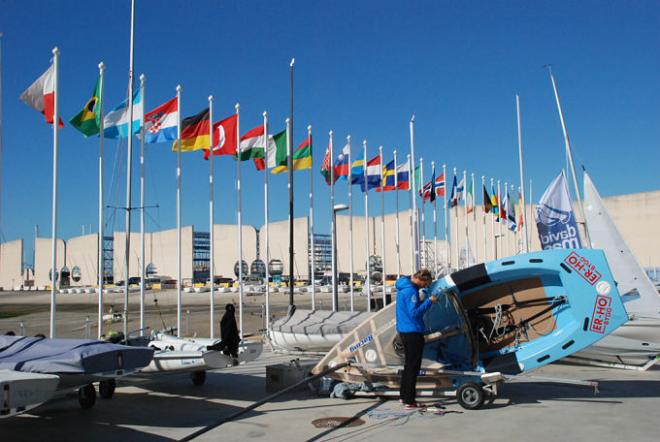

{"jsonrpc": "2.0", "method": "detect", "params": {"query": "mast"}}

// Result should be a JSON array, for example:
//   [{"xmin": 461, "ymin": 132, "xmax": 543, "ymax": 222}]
[
  {"xmin": 409, "ymin": 115, "xmax": 419, "ymax": 271},
  {"xmin": 208, "ymin": 95, "xmax": 214, "ymax": 338},
  {"xmin": 175, "ymin": 85, "xmax": 182, "ymax": 337},
  {"xmin": 394, "ymin": 150, "xmax": 400, "ymax": 278},
  {"xmin": 347, "ymin": 135, "xmax": 354, "ymax": 311},
  {"xmin": 516, "ymin": 95, "xmax": 529, "ymax": 252},
  {"xmin": 443, "ymin": 164, "xmax": 448, "ymax": 271},
  {"xmin": 308, "ymin": 125, "xmax": 315, "ymax": 310},
  {"xmin": 329, "ymin": 130, "xmax": 336, "ymax": 311},
  {"xmin": 363, "ymin": 140, "xmax": 371, "ymax": 311},
  {"xmin": 139, "ymin": 74, "xmax": 145, "ymax": 335},
  {"xmin": 236, "ymin": 103, "xmax": 244, "ymax": 337},
  {"xmin": 263, "ymin": 112, "xmax": 270, "ymax": 330},
  {"xmin": 287, "ymin": 58, "xmax": 295, "ymax": 315},
  {"xmin": 49, "ymin": 47, "xmax": 60, "ymax": 338},
  {"xmin": 97, "ymin": 62, "xmax": 105, "ymax": 339},
  {"xmin": 379, "ymin": 145, "xmax": 386, "ymax": 305}
]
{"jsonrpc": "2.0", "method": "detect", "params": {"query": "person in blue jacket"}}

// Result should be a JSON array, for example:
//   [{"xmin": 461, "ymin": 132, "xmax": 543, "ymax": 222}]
[{"xmin": 395, "ymin": 269, "xmax": 437, "ymax": 409}]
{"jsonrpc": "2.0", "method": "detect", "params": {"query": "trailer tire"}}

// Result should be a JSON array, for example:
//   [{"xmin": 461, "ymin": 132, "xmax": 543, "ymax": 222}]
[
  {"xmin": 78, "ymin": 383, "xmax": 97, "ymax": 409},
  {"xmin": 457, "ymin": 382, "xmax": 485, "ymax": 410},
  {"xmin": 191, "ymin": 370, "xmax": 206, "ymax": 386},
  {"xmin": 99, "ymin": 379, "xmax": 116, "ymax": 399}
]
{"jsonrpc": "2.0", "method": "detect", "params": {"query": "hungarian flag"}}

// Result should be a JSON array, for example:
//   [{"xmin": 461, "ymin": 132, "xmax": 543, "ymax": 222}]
[
  {"xmin": 273, "ymin": 136, "xmax": 311, "ymax": 174},
  {"xmin": 239, "ymin": 125, "xmax": 267, "ymax": 162},
  {"xmin": 203, "ymin": 114, "xmax": 238, "ymax": 159},
  {"xmin": 20, "ymin": 63, "xmax": 63, "ymax": 127},
  {"xmin": 70, "ymin": 77, "xmax": 101, "ymax": 136},
  {"xmin": 483, "ymin": 185, "xmax": 494, "ymax": 213},
  {"xmin": 320, "ymin": 140, "xmax": 335, "ymax": 185},
  {"xmin": 172, "ymin": 108, "xmax": 210, "ymax": 152}
]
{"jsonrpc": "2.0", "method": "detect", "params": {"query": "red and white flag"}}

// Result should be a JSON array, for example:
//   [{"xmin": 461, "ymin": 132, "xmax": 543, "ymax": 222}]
[
  {"xmin": 20, "ymin": 63, "xmax": 63, "ymax": 127},
  {"xmin": 203, "ymin": 114, "xmax": 238, "ymax": 160}
]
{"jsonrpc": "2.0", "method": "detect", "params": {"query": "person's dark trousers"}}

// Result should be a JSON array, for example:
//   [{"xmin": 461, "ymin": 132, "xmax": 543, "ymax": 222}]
[{"xmin": 399, "ymin": 332, "xmax": 425, "ymax": 404}]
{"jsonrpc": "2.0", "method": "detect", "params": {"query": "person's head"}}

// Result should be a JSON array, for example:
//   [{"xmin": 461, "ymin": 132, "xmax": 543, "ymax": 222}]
[{"xmin": 411, "ymin": 269, "xmax": 433, "ymax": 288}]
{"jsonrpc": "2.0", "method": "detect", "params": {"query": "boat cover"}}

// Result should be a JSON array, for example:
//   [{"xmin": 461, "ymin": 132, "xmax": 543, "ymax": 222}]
[
  {"xmin": 271, "ymin": 310, "xmax": 372, "ymax": 336},
  {"xmin": 0, "ymin": 336, "xmax": 154, "ymax": 375}
]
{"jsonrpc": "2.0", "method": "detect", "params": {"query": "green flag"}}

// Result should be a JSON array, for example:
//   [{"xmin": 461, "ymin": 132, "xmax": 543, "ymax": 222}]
[
  {"xmin": 267, "ymin": 130, "xmax": 288, "ymax": 169},
  {"xmin": 70, "ymin": 78, "xmax": 101, "ymax": 137}
]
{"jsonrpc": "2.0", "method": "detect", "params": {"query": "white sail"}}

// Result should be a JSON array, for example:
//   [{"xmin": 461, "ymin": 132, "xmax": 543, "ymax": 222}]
[{"xmin": 583, "ymin": 171, "xmax": 660, "ymax": 317}]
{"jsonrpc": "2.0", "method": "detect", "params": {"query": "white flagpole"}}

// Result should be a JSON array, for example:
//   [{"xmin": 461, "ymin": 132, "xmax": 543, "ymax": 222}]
[
  {"xmin": 49, "ymin": 47, "xmax": 60, "ymax": 338},
  {"xmin": 139, "ymin": 74, "xmax": 146, "ymax": 336},
  {"xmin": 546, "ymin": 66, "xmax": 590, "ymax": 244},
  {"xmin": 97, "ymin": 62, "xmax": 105, "ymax": 339},
  {"xmin": 419, "ymin": 158, "xmax": 425, "ymax": 269},
  {"xmin": 481, "ymin": 176, "xmax": 487, "ymax": 264},
  {"xmin": 175, "ymin": 85, "xmax": 182, "ymax": 337},
  {"xmin": 407, "ymin": 154, "xmax": 414, "ymax": 275},
  {"xmin": 237, "ymin": 104, "xmax": 244, "ymax": 338},
  {"xmin": 409, "ymin": 116, "xmax": 419, "ymax": 271},
  {"xmin": 363, "ymin": 139, "xmax": 371, "ymax": 311},
  {"xmin": 453, "ymin": 168, "xmax": 459, "ymax": 269},
  {"xmin": 471, "ymin": 172, "xmax": 476, "ymax": 264},
  {"xmin": 308, "ymin": 125, "xmax": 315, "ymax": 310},
  {"xmin": 123, "ymin": 0, "xmax": 136, "ymax": 339},
  {"xmin": 394, "ymin": 150, "xmax": 401, "ymax": 278},
  {"xmin": 347, "ymin": 135, "xmax": 354, "ymax": 311},
  {"xmin": 516, "ymin": 95, "xmax": 529, "ymax": 252},
  {"xmin": 503, "ymin": 181, "xmax": 508, "ymax": 257},
  {"xmin": 510, "ymin": 184, "xmax": 516, "ymax": 254},
  {"xmin": 463, "ymin": 170, "xmax": 469, "ymax": 267},
  {"xmin": 490, "ymin": 178, "xmax": 496, "ymax": 260},
  {"xmin": 431, "ymin": 161, "xmax": 438, "ymax": 276},
  {"xmin": 263, "ymin": 112, "xmax": 270, "ymax": 329},
  {"xmin": 208, "ymin": 95, "xmax": 215, "ymax": 338},
  {"xmin": 497, "ymin": 180, "xmax": 502, "ymax": 259},
  {"xmin": 528, "ymin": 178, "xmax": 533, "ymax": 251},
  {"xmin": 379, "ymin": 145, "xmax": 386, "ymax": 305},
  {"xmin": 443, "ymin": 164, "xmax": 449, "ymax": 271},
  {"xmin": 329, "ymin": 130, "xmax": 336, "ymax": 311}
]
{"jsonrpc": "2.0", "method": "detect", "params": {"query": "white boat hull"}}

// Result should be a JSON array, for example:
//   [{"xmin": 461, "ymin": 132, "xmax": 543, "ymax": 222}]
[{"xmin": 0, "ymin": 370, "xmax": 59, "ymax": 419}]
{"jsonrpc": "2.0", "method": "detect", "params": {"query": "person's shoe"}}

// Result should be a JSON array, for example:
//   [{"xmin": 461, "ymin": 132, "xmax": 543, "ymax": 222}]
[{"xmin": 403, "ymin": 402, "xmax": 425, "ymax": 410}]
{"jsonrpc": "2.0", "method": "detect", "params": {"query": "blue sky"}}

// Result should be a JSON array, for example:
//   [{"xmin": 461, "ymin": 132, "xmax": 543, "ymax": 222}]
[{"xmin": 1, "ymin": 0, "xmax": 659, "ymax": 264}]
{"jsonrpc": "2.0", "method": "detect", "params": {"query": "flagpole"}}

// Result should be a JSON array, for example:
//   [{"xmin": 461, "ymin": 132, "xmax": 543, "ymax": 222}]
[
  {"xmin": 408, "ymin": 154, "xmax": 414, "ymax": 275},
  {"xmin": 481, "ymin": 176, "xmax": 487, "ymax": 264},
  {"xmin": 308, "ymin": 125, "xmax": 315, "ymax": 310},
  {"xmin": 528, "ymin": 178, "xmax": 533, "ymax": 251},
  {"xmin": 347, "ymin": 135, "xmax": 354, "ymax": 311},
  {"xmin": 490, "ymin": 178, "xmax": 495, "ymax": 260},
  {"xmin": 510, "ymin": 184, "xmax": 516, "ymax": 254},
  {"xmin": 419, "ymin": 158, "xmax": 425, "ymax": 269},
  {"xmin": 363, "ymin": 140, "xmax": 371, "ymax": 312},
  {"xmin": 208, "ymin": 95, "xmax": 214, "ymax": 338},
  {"xmin": 176, "ymin": 85, "xmax": 182, "ymax": 337},
  {"xmin": 443, "ymin": 164, "xmax": 448, "ymax": 271},
  {"xmin": 97, "ymin": 62, "xmax": 105, "ymax": 339},
  {"xmin": 471, "ymin": 172, "xmax": 476, "ymax": 263},
  {"xmin": 516, "ymin": 95, "xmax": 529, "ymax": 253},
  {"xmin": 394, "ymin": 150, "xmax": 401, "ymax": 278},
  {"xmin": 546, "ymin": 66, "xmax": 590, "ymax": 244},
  {"xmin": 497, "ymin": 180, "xmax": 502, "ymax": 259},
  {"xmin": 329, "ymin": 130, "xmax": 336, "ymax": 311},
  {"xmin": 287, "ymin": 58, "xmax": 295, "ymax": 315},
  {"xmin": 139, "ymin": 74, "xmax": 146, "ymax": 336},
  {"xmin": 453, "ymin": 168, "xmax": 459, "ymax": 269},
  {"xmin": 49, "ymin": 47, "xmax": 60, "ymax": 338},
  {"xmin": 123, "ymin": 0, "xmax": 136, "ymax": 339},
  {"xmin": 379, "ymin": 145, "xmax": 386, "ymax": 305},
  {"xmin": 263, "ymin": 111, "xmax": 270, "ymax": 330},
  {"xmin": 409, "ymin": 115, "xmax": 419, "ymax": 272},
  {"xmin": 463, "ymin": 170, "xmax": 469, "ymax": 267},
  {"xmin": 431, "ymin": 161, "xmax": 438, "ymax": 276},
  {"xmin": 237, "ymin": 103, "xmax": 244, "ymax": 337}
]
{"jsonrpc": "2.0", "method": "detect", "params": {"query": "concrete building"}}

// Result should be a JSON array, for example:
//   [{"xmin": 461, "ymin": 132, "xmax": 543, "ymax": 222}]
[{"xmin": 0, "ymin": 239, "xmax": 23, "ymax": 289}]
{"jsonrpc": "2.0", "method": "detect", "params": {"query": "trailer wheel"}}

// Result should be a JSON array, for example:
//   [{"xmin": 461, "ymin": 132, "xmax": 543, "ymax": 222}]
[
  {"xmin": 191, "ymin": 370, "xmax": 206, "ymax": 386},
  {"xmin": 78, "ymin": 383, "xmax": 97, "ymax": 409},
  {"xmin": 457, "ymin": 382, "xmax": 485, "ymax": 410},
  {"xmin": 99, "ymin": 379, "xmax": 116, "ymax": 399}
]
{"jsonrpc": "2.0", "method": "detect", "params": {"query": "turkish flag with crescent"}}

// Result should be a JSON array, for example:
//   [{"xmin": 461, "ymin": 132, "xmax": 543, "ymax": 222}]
[{"xmin": 204, "ymin": 114, "xmax": 238, "ymax": 159}]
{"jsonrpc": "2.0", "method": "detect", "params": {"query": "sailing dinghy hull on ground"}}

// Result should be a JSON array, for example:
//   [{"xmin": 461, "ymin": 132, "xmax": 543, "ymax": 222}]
[
  {"xmin": 0, "ymin": 370, "xmax": 59, "ymax": 418},
  {"xmin": 314, "ymin": 249, "xmax": 628, "ymax": 396}
]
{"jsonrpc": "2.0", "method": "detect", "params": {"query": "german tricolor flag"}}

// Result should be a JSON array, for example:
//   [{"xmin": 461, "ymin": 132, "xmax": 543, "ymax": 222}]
[{"xmin": 172, "ymin": 107, "xmax": 210, "ymax": 152}]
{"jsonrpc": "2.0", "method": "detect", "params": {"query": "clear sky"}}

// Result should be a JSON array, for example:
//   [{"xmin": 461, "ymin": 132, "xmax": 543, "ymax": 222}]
[{"xmin": 1, "ymin": 0, "xmax": 659, "ymax": 265}]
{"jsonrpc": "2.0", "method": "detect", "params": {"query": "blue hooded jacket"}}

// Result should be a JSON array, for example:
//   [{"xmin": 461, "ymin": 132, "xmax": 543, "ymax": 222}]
[{"xmin": 395, "ymin": 276, "xmax": 432, "ymax": 333}]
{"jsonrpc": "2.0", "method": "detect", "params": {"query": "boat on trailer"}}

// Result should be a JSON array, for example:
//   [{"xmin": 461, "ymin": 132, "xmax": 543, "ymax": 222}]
[
  {"xmin": 313, "ymin": 249, "xmax": 629, "ymax": 409},
  {"xmin": 0, "ymin": 370, "xmax": 59, "ymax": 418}
]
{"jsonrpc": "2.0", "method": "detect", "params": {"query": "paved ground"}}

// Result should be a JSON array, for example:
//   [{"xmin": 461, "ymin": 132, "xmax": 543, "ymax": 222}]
[{"xmin": 1, "ymin": 350, "xmax": 659, "ymax": 442}]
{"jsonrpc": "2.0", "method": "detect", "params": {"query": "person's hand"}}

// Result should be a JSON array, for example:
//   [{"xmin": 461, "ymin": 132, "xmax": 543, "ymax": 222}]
[{"xmin": 429, "ymin": 295, "xmax": 438, "ymax": 303}]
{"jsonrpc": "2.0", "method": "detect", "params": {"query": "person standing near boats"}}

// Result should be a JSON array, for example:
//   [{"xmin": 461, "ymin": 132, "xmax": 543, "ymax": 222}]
[{"xmin": 395, "ymin": 269, "xmax": 437, "ymax": 409}]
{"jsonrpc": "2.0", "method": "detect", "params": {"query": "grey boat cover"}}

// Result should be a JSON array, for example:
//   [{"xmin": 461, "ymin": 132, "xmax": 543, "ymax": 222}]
[
  {"xmin": 0, "ymin": 336, "xmax": 154, "ymax": 375},
  {"xmin": 271, "ymin": 309, "xmax": 372, "ymax": 336}
]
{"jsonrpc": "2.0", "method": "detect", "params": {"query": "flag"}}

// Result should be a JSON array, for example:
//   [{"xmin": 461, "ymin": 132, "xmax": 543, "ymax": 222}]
[
  {"xmin": 320, "ymin": 140, "xmax": 336, "ymax": 185},
  {"xmin": 334, "ymin": 143, "xmax": 351, "ymax": 178},
  {"xmin": 466, "ymin": 179, "xmax": 474, "ymax": 213},
  {"xmin": 517, "ymin": 191, "xmax": 525, "ymax": 232},
  {"xmin": 376, "ymin": 160, "xmax": 396, "ymax": 192},
  {"xmin": 414, "ymin": 164, "xmax": 422, "ymax": 193},
  {"xmin": 104, "ymin": 89, "xmax": 143, "ymax": 139},
  {"xmin": 449, "ymin": 175, "xmax": 464, "ymax": 207},
  {"xmin": 360, "ymin": 155, "xmax": 382, "ymax": 192},
  {"xmin": 396, "ymin": 159, "xmax": 410, "ymax": 190},
  {"xmin": 491, "ymin": 184, "xmax": 499, "ymax": 215},
  {"xmin": 172, "ymin": 107, "xmax": 209, "ymax": 152},
  {"xmin": 203, "ymin": 114, "xmax": 238, "ymax": 159},
  {"xmin": 504, "ymin": 192, "xmax": 516, "ymax": 231},
  {"xmin": 238, "ymin": 125, "xmax": 267, "ymax": 161},
  {"xmin": 20, "ymin": 63, "xmax": 63, "ymax": 127},
  {"xmin": 535, "ymin": 172, "xmax": 582, "ymax": 249},
  {"xmin": 264, "ymin": 130, "xmax": 287, "ymax": 170},
  {"xmin": 483, "ymin": 185, "xmax": 494, "ymax": 213},
  {"xmin": 498, "ymin": 188, "xmax": 506, "ymax": 220},
  {"xmin": 144, "ymin": 97, "xmax": 178, "ymax": 144},
  {"xmin": 418, "ymin": 168, "xmax": 436, "ymax": 202},
  {"xmin": 350, "ymin": 159, "xmax": 364, "ymax": 186},
  {"xmin": 272, "ymin": 135, "xmax": 311, "ymax": 174},
  {"xmin": 69, "ymin": 77, "xmax": 101, "ymax": 136},
  {"xmin": 435, "ymin": 172, "xmax": 446, "ymax": 197}
]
